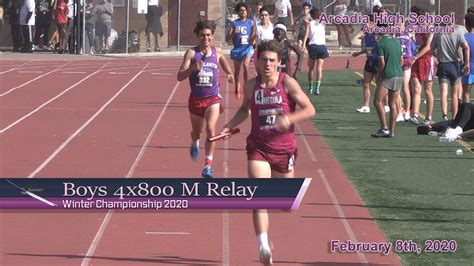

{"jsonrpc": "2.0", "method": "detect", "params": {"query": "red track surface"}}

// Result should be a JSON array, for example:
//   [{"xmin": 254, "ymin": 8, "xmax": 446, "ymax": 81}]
[{"xmin": 0, "ymin": 57, "xmax": 400, "ymax": 265}]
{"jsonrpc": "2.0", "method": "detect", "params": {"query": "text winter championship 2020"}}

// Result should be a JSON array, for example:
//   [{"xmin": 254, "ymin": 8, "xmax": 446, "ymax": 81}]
[{"xmin": 319, "ymin": 12, "xmax": 456, "ymax": 34}]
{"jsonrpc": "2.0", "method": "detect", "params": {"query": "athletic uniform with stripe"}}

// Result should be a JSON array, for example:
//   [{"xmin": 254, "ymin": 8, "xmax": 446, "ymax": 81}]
[
  {"xmin": 230, "ymin": 18, "xmax": 254, "ymax": 61},
  {"xmin": 188, "ymin": 46, "xmax": 223, "ymax": 117},
  {"xmin": 246, "ymin": 72, "xmax": 297, "ymax": 173},
  {"xmin": 396, "ymin": 30, "xmax": 414, "ymax": 71},
  {"xmin": 412, "ymin": 33, "xmax": 435, "ymax": 81}
]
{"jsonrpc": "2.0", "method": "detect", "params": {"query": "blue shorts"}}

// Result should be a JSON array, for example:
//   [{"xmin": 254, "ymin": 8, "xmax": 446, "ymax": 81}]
[
  {"xmin": 308, "ymin": 44, "xmax": 329, "ymax": 60},
  {"xmin": 230, "ymin": 45, "xmax": 254, "ymax": 61},
  {"xmin": 437, "ymin": 61, "xmax": 462, "ymax": 86},
  {"xmin": 463, "ymin": 74, "xmax": 474, "ymax": 85}
]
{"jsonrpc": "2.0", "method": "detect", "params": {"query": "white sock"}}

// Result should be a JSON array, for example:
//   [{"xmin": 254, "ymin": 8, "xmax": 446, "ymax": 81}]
[
  {"xmin": 193, "ymin": 139, "xmax": 200, "ymax": 147},
  {"xmin": 257, "ymin": 233, "xmax": 270, "ymax": 250}
]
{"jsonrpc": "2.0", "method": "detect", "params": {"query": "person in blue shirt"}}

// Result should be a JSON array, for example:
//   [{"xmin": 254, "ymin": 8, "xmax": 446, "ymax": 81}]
[
  {"xmin": 352, "ymin": 15, "xmax": 378, "ymax": 114},
  {"xmin": 462, "ymin": 13, "xmax": 474, "ymax": 103},
  {"xmin": 226, "ymin": 2, "xmax": 256, "ymax": 99}
]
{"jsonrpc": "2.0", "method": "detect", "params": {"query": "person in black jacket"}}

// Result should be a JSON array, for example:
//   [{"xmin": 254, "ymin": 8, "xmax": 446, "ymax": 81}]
[{"xmin": 145, "ymin": 4, "xmax": 163, "ymax": 52}]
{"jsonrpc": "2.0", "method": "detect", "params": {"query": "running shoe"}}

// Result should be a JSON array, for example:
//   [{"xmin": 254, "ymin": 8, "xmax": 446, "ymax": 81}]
[
  {"xmin": 409, "ymin": 116, "xmax": 420, "ymax": 125},
  {"xmin": 259, "ymin": 246, "xmax": 273, "ymax": 265},
  {"xmin": 314, "ymin": 87, "xmax": 320, "ymax": 95},
  {"xmin": 371, "ymin": 128, "xmax": 392, "ymax": 138},
  {"xmin": 396, "ymin": 114, "xmax": 405, "ymax": 122},
  {"xmin": 189, "ymin": 144, "xmax": 199, "ymax": 161},
  {"xmin": 201, "ymin": 166, "xmax": 213, "ymax": 178},
  {"xmin": 423, "ymin": 118, "xmax": 432, "ymax": 125},
  {"xmin": 404, "ymin": 113, "xmax": 411, "ymax": 121},
  {"xmin": 442, "ymin": 115, "xmax": 448, "ymax": 121},
  {"xmin": 356, "ymin": 106, "xmax": 370, "ymax": 113}
]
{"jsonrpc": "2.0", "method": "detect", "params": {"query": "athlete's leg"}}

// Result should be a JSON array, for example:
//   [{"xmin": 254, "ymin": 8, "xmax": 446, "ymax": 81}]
[
  {"xmin": 439, "ymin": 80, "xmax": 449, "ymax": 118},
  {"xmin": 462, "ymin": 83, "xmax": 472, "ymax": 103},
  {"xmin": 249, "ymin": 160, "xmax": 272, "ymax": 263},
  {"xmin": 189, "ymin": 112, "xmax": 205, "ymax": 160},
  {"xmin": 202, "ymin": 104, "xmax": 220, "ymax": 174},
  {"xmin": 451, "ymin": 79, "xmax": 462, "ymax": 119},
  {"xmin": 423, "ymin": 81, "xmax": 434, "ymax": 119},
  {"xmin": 374, "ymin": 83, "xmax": 389, "ymax": 130},
  {"xmin": 363, "ymin": 70, "xmax": 375, "ymax": 107},
  {"xmin": 233, "ymin": 60, "xmax": 243, "ymax": 95},
  {"xmin": 243, "ymin": 54, "xmax": 252, "ymax": 82}
]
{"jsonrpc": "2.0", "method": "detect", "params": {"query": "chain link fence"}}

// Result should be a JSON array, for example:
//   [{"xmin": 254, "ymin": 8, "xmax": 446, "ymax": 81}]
[{"xmin": 0, "ymin": 0, "xmax": 473, "ymax": 53}]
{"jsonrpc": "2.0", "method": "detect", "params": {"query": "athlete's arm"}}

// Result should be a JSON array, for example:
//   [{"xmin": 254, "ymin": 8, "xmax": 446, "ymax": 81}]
[
  {"xmin": 288, "ymin": 41, "xmax": 303, "ymax": 79},
  {"xmin": 225, "ymin": 22, "xmax": 234, "ymax": 44},
  {"xmin": 302, "ymin": 23, "xmax": 310, "ymax": 51},
  {"xmin": 217, "ymin": 47, "xmax": 234, "ymax": 83},
  {"xmin": 177, "ymin": 48, "xmax": 197, "ymax": 81},
  {"xmin": 275, "ymin": 75, "xmax": 315, "ymax": 132},
  {"xmin": 222, "ymin": 78, "xmax": 255, "ymax": 133}
]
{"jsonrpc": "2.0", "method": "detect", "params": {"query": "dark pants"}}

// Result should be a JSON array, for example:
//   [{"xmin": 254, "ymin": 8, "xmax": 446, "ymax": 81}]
[
  {"xmin": 431, "ymin": 103, "xmax": 474, "ymax": 132},
  {"xmin": 21, "ymin": 25, "xmax": 34, "ymax": 51},
  {"xmin": 85, "ymin": 23, "xmax": 95, "ymax": 51},
  {"xmin": 34, "ymin": 23, "xmax": 51, "ymax": 46},
  {"xmin": 11, "ymin": 24, "xmax": 23, "ymax": 51}
]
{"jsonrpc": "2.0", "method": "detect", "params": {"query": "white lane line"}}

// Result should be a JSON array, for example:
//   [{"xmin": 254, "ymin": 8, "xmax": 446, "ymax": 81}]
[
  {"xmin": 145, "ymin": 232, "xmax": 190, "ymax": 235},
  {"xmin": 298, "ymin": 127, "xmax": 368, "ymax": 264},
  {"xmin": 318, "ymin": 169, "xmax": 368, "ymax": 264},
  {"xmin": 124, "ymin": 81, "xmax": 180, "ymax": 177},
  {"xmin": 108, "ymin": 72, "xmax": 129, "ymax": 75},
  {"xmin": 0, "ymin": 62, "xmax": 110, "ymax": 134},
  {"xmin": 18, "ymin": 71, "xmax": 43, "ymax": 74},
  {"xmin": 295, "ymin": 124, "xmax": 317, "ymax": 162},
  {"xmin": 62, "ymin": 71, "xmax": 87, "ymax": 74},
  {"xmin": 27, "ymin": 63, "xmax": 148, "ymax": 178},
  {"xmin": 81, "ymin": 81, "xmax": 181, "ymax": 266},
  {"xmin": 151, "ymin": 73, "xmax": 174, "ymax": 75},
  {"xmin": 222, "ymin": 80, "xmax": 231, "ymax": 266},
  {"xmin": 0, "ymin": 61, "xmax": 32, "ymax": 74},
  {"xmin": 0, "ymin": 62, "xmax": 70, "ymax": 97}
]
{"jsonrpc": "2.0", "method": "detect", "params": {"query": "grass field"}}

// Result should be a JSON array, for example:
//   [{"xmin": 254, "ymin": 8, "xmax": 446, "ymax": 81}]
[{"xmin": 301, "ymin": 70, "xmax": 474, "ymax": 265}]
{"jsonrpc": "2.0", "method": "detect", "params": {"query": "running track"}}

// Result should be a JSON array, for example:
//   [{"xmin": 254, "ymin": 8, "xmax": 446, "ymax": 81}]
[{"xmin": 0, "ymin": 57, "xmax": 401, "ymax": 265}]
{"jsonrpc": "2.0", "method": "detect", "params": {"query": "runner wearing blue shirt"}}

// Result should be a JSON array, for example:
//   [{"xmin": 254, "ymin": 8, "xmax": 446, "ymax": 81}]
[{"xmin": 226, "ymin": 3, "xmax": 256, "ymax": 99}]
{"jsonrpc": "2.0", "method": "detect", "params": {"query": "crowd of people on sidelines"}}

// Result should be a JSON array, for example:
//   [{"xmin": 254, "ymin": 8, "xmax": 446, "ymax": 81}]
[
  {"xmin": 351, "ymin": 4, "xmax": 474, "ymax": 140},
  {"xmin": 1, "ymin": 0, "xmax": 164, "ymax": 54}
]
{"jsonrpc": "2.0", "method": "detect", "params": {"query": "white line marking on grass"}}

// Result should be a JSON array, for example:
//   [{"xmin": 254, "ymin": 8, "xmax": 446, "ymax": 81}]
[
  {"xmin": 0, "ymin": 62, "xmax": 109, "ymax": 133},
  {"xmin": 0, "ymin": 61, "xmax": 32, "ymax": 74},
  {"xmin": 81, "ymin": 80, "xmax": 180, "ymax": 266},
  {"xmin": 145, "ymin": 232, "xmax": 190, "ymax": 235},
  {"xmin": 317, "ymin": 169, "xmax": 368, "ymax": 264},
  {"xmin": 0, "ymin": 62, "xmax": 70, "ymax": 97}
]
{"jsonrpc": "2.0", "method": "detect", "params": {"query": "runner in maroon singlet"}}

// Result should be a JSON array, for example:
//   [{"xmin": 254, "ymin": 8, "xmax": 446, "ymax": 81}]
[{"xmin": 220, "ymin": 40, "xmax": 315, "ymax": 264}]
